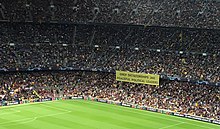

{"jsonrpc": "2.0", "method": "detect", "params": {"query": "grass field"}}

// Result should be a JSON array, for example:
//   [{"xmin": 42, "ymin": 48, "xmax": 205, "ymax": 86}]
[{"xmin": 0, "ymin": 100, "xmax": 219, "ymax": 129}]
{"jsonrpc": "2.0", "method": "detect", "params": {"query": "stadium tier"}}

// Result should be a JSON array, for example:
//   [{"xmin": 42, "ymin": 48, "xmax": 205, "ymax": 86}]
[
  {"xmin": 0, "ymin": 71, "xmax": 220, "ymax": 122},
  {"xmin": 0, "ymin": 23, "xmax": 219, "ymax": 83},
  {"xmin": 0, "ymin": 0, "xmax": 219, "ymax": 28}
]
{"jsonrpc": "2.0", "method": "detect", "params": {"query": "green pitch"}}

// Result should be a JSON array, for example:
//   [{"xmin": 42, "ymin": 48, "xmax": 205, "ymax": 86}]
[{"xmin": 0, "ymin": 100, "xmax": 219, "ymax": 129}]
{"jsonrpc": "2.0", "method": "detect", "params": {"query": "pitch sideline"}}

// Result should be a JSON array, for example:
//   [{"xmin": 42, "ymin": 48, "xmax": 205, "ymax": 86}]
[{"xmin": 0, "ymin": 102, "xmax": 72, "ymax": 126}]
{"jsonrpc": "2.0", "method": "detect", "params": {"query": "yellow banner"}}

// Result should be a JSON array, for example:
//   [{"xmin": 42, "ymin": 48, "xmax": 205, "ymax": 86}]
[{"xmin": 116, "ymin": 71, "xmax": 160, "ymax": 86}]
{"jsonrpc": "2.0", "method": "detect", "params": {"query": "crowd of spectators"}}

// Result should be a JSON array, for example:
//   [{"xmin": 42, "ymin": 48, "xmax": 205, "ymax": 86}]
[
  {"xmin": 0, "ymin": 23, "xmax": 219, "ymax": 82},
  {"xmin": 0, "ymin": 0, "xmax": 219, "ymax": 28},
  {"xmin": 0, "ymin": 43, "xmax": 219, "ymax": 82},
  {"xmin": 0, "ymin": 0, "xmax": 219, "ymax": 124},
  {"xmin": 1, "ymin": 22, "xmax": 219, "ymax": 52},
  {"xmin": 0, "ymin": 71, "xmax": 219, "ymax": 120}
]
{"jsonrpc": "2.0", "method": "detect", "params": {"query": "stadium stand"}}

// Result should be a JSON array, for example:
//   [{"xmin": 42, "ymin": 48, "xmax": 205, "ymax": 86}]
[
  {"xmin": 0, "ymin": 23, "xmax": 219, "ymax": 83},
  {"xmin": 0, "ymin": 72, "xmax": 219, "ymax": 120},
  {"xmin": 0, "ymin": 0, "xmax": 219, "ymax": 28}
]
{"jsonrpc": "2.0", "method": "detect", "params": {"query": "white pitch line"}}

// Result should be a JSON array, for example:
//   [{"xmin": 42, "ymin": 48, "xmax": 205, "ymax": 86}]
[
  {"xmin": 0, "ymin": 111, "xmax": 71, "ymax": 126},
  {"xmin": 37, "ymin": 111, "xmax": 71, "ymax": 119},
  {"xmin": 81, "ymin": 100, "xmax": 220, "ymax": 129},
  {"xmin": 0, "ymin": 102, "xmax": 72, "ymax": 126},
  {"xmin": 13, "ymin": 117, "xmax": 37, "ymax": 125},
  {"xmin": 9, "ymin": 108, "xmax": 21, "ymax": 112},
  {"xmin": 0, "ymin": 118, "xmax": 36, "ymax": 125},
  {"xmin": 158, "ymin": 122, "xmax": 185, "ymax": 129},
  {"xmin": 0, "ymin": 108, "xmax": 21, "ymax": 115},
  {"xmin": 81, "ymin": 100, "xmax": 182, "ymax": 123},
  {"xmin": 0, "ymin": 100, "xmax": 59, "ymax": 109}
]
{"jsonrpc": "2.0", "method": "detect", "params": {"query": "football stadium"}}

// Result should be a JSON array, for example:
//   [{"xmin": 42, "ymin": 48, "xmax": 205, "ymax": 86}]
[{"xmin": 0, "ymin": 0, "xmax": 220, "ymax": 129}]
